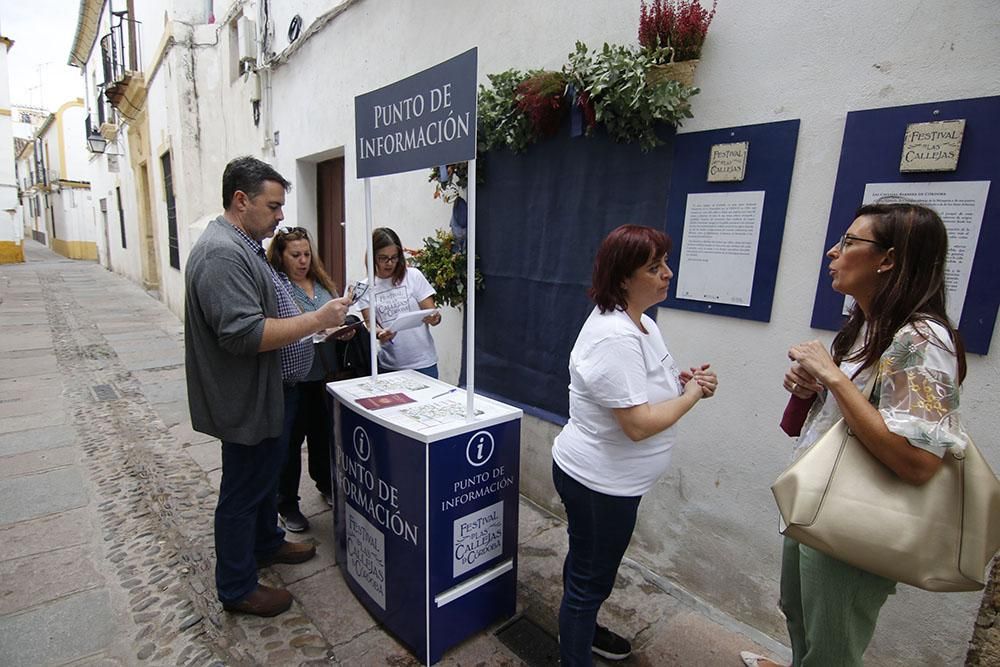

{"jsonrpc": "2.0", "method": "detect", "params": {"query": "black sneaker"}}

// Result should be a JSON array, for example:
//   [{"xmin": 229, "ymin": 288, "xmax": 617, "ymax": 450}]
[
  {"xmin": 278, "ymin": 505, "xmax": 310, "ymax": 533},
  {"xmin": 592, "ymin": 624, "xmax": 631, "ymax": 661}
]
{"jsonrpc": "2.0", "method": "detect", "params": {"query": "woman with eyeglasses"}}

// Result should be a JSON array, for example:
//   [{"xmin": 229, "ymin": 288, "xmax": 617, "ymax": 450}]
[
  {"xmin": 741, "ymin": 203, "xmax": 969, "ymax": 667},
  {"xmin": 356, "ymin": 227, "xmax": 442, "ymax": 378},
  {"xmin": 552, "ymin": 225, "xmax": 716, "ymax": 665},
  {"xmin": 267, "ymin": 227, "xmax": 356, "ymax": 532}
]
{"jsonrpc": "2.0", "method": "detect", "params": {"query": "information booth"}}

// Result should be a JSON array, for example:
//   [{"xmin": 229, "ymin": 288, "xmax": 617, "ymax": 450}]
[{"xmin": 327, "ymin": 370, "xmax": 522, "ymax": 664}]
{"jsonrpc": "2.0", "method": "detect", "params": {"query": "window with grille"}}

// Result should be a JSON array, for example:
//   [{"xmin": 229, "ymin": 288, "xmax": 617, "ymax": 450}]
[{"xmin": 161, "ymin": 151, "xmax": 180, "ymax": 269}]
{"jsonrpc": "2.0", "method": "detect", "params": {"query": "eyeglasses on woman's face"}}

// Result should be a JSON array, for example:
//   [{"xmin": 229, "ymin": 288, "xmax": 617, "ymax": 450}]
[
  {"xmin": 376, "ymin": 253, "xmax": 401, "ymax": 265},
  {"xmin": 837, "ymin": 232, "xmax": 885, "ymax": 254}
]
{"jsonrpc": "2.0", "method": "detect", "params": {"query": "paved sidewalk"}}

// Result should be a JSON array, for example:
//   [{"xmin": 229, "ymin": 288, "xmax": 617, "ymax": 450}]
[{"xmin": 0, "ymin": 241, "xmax": 788, "ymax": 666}]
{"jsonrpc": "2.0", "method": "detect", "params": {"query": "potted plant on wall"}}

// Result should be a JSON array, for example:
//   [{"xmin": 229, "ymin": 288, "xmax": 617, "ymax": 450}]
[
  {"xmin": 408, "ymin": 229, "xmax": 484, "ymax": 309},
  {"xmin": 564, "ymin": 41, "xmax": 696, "ymax": 150},
  {"xmin": 639, "ymin": 0, "xmax": 717, "ymax": 87}
]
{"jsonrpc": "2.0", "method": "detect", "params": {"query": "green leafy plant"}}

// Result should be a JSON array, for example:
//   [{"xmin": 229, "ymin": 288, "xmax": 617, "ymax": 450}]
[
  {"xmin": 428, "ymin": 39, "xmax": 701, "ymax": 192},
  {"xmin": 565, "ymin": 41, "xmax": 695, "ymax": 150},
  {"xmin": 408, "ymin": 229, "xmax": 484, "ymax": 309},
  {"xmin": 477, "ymin": 69, "xmax": 534, "ymax": 154}
]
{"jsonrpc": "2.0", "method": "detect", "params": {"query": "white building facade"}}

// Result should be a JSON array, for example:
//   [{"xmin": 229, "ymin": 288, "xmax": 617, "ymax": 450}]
[
  {"xmin": 70, "ymin": 1, "xmax": 1000, "ymax": 662},
  {"xmin": 0, "ymin": 34, "xmax": 21, "ymax": 264}
]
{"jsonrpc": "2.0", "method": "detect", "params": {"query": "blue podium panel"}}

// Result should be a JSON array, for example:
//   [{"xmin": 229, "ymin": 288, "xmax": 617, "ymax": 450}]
[
  {"xmin": 427, "ymin": 420, "xmax": 520, "ymax": 662},
  {"xmin": 333, "ymin": 405, "xmax": 428, "ymax": 653},
  {"xmin": 329, "ymin": 371, "xmax": 522, "ymax": 665}
]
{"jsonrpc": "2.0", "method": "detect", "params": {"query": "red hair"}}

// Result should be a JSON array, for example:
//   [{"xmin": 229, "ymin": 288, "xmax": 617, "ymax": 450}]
[{"xmin": 589, "ymin": 224, "xmax": 672, "ymax": 313}]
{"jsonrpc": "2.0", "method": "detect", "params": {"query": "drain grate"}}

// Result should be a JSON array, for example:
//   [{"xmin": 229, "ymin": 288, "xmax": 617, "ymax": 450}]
[
  {"xmin": 91, "ymin": 384, "xmax": 120, "ymax": 401},
  {"xmin": 495, "ymin": 615, "xmax": 560, "ymax": 666}
]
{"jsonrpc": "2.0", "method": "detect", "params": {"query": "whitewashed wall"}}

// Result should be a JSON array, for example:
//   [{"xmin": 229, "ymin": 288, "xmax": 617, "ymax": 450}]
[
  {"xmin": 58, "ymin": 102, "xmax": 89, "ymax": 181},
  {"xmin": 0, "ymin": 41, "xmax": 18, "ymax": 243},
  {"xmin": 149, "ymin": 0, "xmax": 1000, "ymax": 662},
  {"xmin": 80, "ymin": 7, "xmax": 144, "ymax": 284}
]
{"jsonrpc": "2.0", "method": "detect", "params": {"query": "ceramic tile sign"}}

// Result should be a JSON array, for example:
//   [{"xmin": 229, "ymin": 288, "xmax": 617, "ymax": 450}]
[
  {"xmin": 345, "ymin": 504, "xmax": 386, "ymax": 609},
  {"xmin": 899, "ymin": 119, "xmax": 965, "ymax": 172},
  {"xmin": 707, "ymin": 141, "xmax": 748, "ymax": 182},
  {"xmin": 452, "ymin": 500, "xmax": 503, "ymax": 577},
  {"xmin": 355, "ymin": 48, "xmax": 478, "ymax": 178}
]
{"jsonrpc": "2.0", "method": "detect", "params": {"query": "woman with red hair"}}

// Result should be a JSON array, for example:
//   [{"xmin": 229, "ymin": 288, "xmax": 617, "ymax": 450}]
[{"xmin": 551, "ymin": 224, "xmax": 717, "ymax": 665}]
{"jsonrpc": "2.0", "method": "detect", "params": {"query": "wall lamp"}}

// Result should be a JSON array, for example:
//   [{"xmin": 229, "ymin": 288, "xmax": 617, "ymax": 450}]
[{"xmin": 87, "ymin": 133, "xmax": 108, "ymax": 154}]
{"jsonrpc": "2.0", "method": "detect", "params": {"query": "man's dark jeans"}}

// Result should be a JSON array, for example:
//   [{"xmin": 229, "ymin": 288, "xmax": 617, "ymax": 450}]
[
  {"xmin": 215, "ymin": 385, "xmax": 299, "ymax": 603},
  {"xmin": 552, "ymin": 460, "xmax": 641, "ymax": 666}
]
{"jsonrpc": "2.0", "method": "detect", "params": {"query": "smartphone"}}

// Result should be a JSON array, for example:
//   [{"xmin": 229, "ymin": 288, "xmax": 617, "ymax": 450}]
[{"xmin": 348, "ymin": 280, "xmax": 369, "ymax": 305}]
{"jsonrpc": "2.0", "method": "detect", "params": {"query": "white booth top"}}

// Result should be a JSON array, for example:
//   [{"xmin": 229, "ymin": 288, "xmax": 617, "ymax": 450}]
[{"xmin": 327, "ymin": 370, "xmax": 522, "ymax": 443}]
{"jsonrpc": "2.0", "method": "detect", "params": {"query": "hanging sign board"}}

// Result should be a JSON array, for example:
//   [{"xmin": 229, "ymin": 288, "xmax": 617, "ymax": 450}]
[
  {"xmin": 707, "ymin": 141, "xmax": 748, "ymax": 182},
  {"xmin": 899, "ymin": 119, "xmax": 965, "ymax": 172},
  {"xmin": 355, "ymin": 48, "xmax": 478, "ymax": 178}
]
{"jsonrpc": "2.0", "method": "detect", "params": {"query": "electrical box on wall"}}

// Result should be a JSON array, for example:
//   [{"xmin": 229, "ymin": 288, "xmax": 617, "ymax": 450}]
[{"xmin": 237, "ymin": 17, "xmax": 257, "ymax": 64}]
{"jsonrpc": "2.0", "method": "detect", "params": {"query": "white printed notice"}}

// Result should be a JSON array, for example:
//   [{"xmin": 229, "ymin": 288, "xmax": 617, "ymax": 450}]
[
  {"xmin": 453, "ymin": 500, "xmax": 503, "ymax": 577},
  {"xmin": 346, "ymin": 505, "xmax": 386, "ymax": 609},
  {"xmin": 675, "ymin": 191, "xmax": 766, "ymax": 306},
  {"xmin": 857, "ymin": 181, "xmax": 989, "ymax": 323}
]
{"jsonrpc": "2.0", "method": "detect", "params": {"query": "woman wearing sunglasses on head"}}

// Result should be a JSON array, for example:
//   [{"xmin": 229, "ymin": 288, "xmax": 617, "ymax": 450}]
[
  {"xmin": 356, "ymin": 227, "xmax": 442, "ymax": 378},
  {"xmin": 267, "ymin": 226, "xmax": 356, "ymax": 532},
  {"xmin": 742, "ymin": 202, "xmax": 970, "ymax": 667}
]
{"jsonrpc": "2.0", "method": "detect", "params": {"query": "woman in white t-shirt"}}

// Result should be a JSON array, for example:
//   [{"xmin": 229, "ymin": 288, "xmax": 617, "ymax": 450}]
[
  {"xmin": 358, "ymin": 227, "xmax": 442, "ymax": 378},
  {"xmin": 551, "ymin": 224, "xmax": 717, "ymax": 666}
]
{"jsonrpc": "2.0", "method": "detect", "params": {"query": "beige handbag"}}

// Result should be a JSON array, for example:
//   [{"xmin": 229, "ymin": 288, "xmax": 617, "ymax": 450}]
[{"xmin": 771, "ymin": 375, "xmax": 1000, "ymax": 592}]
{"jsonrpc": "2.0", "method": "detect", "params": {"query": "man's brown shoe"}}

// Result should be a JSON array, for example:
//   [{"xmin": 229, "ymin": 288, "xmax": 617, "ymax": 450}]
[
  {"xmin": 257, "ymin": 540, "xmax": 316, "ymax": 568},
  {"xmin": 222, "ymin": 584, "xmax": 292, "ymax": 617}
]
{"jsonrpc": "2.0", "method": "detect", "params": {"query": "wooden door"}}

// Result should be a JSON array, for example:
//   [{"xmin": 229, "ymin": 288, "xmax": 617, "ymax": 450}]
[{"xmin": 316, "ymin": 157, "xmax": 346, "ymax": 292}]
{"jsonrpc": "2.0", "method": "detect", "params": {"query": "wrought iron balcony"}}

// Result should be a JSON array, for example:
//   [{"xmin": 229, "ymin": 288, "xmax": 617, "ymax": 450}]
[{"xmin": 100, "ymin": 12, "xmax": 144, "ymax": 113}]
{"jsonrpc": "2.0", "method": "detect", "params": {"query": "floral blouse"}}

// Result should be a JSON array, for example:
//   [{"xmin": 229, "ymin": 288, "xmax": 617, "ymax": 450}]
[{"xmin": 794, "ymin": 319, "xmax": 969, "ymax": 460}]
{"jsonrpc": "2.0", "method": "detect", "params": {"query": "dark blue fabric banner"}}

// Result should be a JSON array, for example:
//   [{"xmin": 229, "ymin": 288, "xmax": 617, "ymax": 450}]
[
  {"xmin": 468, "ymin": 125, "xmax": 676, "ymax": 421},
  {"xmin": 355, "ymin": 48, "xmax": 478, "ymax": 178}
]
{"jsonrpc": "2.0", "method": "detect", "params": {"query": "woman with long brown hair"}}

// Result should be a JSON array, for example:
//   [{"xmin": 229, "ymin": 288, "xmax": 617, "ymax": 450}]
[
  {"xmin": 267, "ymin": 227, "xmax": 355, "ymax": 532},
  {"xmin": 357, "ymin": 227, "xmax": 442, "ymax": 377},
  {"xmin": 743, "ymin": 202, "xmax": 970, "ymax": 666}
]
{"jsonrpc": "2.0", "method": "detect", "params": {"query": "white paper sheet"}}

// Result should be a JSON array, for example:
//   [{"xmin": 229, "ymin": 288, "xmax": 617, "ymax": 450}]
[
  {"xmin": 848, "ymin": 181, "xmax": 991, "ymax": 322},
  {"xmin": 385, "ymin": 308, "xmax": 436, "ymax": 332},
  {"xmin": 675, "ymin": 191, "xmax": 766, "ymax": 307}
]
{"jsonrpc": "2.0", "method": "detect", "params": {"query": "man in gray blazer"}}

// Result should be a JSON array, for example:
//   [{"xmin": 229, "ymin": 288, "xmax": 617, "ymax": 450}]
[{"xmin": 185, "ymin": 156, "xmax": 349, "ymax": 616}]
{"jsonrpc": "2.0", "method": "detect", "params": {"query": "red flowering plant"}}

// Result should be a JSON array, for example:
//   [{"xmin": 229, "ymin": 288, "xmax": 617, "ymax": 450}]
[
  {"xmin": 638, "ymin": 0, "xmax": 718, "ymax": 62},
  {"xmin": 515, "ymin": 70, "xmax": 569, "ymax": 141}
]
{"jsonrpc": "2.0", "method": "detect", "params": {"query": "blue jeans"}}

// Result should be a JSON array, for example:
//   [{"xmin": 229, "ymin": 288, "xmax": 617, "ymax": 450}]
[
  {"xmin": 215, "ymin": 385, "xmax": 299, "ymax": 603},
  {"xmin": 552, "ymin": 461, "xmax": 641, "ymax": 666},
  {"xmin": 415, "ymin": 364, "xmax": 439, "ymax": 379}
]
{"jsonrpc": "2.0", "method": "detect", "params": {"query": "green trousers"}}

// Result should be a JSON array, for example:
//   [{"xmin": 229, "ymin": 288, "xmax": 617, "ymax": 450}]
[{"xmin": 780, "ymin": 537, "xmax": 897, "ymax": 666}]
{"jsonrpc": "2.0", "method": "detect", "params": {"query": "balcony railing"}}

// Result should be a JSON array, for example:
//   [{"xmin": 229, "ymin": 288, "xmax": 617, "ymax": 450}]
[{"xmin": 100, "ymin": 12, "xmax": 143, "ymax": 110}]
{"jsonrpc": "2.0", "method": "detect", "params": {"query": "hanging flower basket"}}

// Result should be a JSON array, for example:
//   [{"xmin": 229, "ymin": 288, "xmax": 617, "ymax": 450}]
[{"xmin": 645, "ymin": 48, "xmax": 699, "ymax": 88}]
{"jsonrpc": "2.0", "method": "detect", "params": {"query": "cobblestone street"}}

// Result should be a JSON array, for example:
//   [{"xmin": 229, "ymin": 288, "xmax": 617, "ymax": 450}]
[{"xmin": 0, "ymin": 242, "xmax": 785, "ymax": 666}]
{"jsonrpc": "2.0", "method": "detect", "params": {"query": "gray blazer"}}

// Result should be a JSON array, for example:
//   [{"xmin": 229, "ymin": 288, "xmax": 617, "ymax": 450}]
[{"xmin": 184, "ymin": 217, "xmax": 283, "ymax": 444}]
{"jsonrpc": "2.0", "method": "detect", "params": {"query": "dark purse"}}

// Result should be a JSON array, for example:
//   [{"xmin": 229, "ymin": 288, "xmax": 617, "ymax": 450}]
[{"xmin": 326, "ymin": 315, "xmax": 372, "ymax": 381}]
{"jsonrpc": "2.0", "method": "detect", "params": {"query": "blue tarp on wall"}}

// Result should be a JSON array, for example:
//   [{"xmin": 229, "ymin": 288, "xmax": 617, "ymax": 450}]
[{"xmin": 466, "ymin": 125, "xmax": 676, "ymax": 422}]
